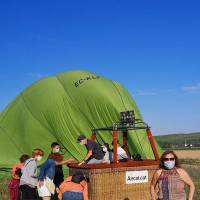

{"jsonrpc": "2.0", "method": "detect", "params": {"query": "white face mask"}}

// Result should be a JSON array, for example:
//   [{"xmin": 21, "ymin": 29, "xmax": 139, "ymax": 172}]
[
  {"xmin": 164, "ymin": 160, "xmax": 175, "ymax": 170},
  {"xmin": 53, "ymin": 146, "xmax": 60, "ymax": 153},
  {"xmin": 53, "ymin": 148, "xmax": 60, "ymax": 153},
  {"xmin": 102, "ymin": 146, "xmax": 108, "ymax": 152},
  {"xmin": 37, "ymin": 155, "xmax": 43, "ymax": 161}
]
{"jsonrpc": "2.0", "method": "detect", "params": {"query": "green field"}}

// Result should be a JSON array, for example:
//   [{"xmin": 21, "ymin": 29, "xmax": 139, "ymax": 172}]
[
  {"xmin": 1, "ymin": 132, "xmax": 200, "ymax": 199},
  {"xmin": 1, "ymin": 159, "xmax": 199, "ymax": 200},
  {"xmin": 155, "ymin": 132, "xmax": 200, "ymax": 149},
  {"xmin": 181, "ymin": 159, "xmax": 200, "ymax": 200}
]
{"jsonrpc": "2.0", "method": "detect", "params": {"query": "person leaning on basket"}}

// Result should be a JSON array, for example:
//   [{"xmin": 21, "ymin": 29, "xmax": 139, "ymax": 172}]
[
  {"xmin": 150, "ymin": 150, "xmax": 195, "ymax": 200},
  {"xmin": 77, "ymin": 134, "xmax": 104, "ymax": 165}
]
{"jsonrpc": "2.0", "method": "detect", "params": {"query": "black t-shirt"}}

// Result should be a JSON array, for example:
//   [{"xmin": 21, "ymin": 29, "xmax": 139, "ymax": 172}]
[
  {"xmin": 85, "ymin": 140, "xmax": 104, "ymax": 160},
  {"xmin": 53, "ymin": 164, "xmax": 64, "ymax": 187},
  {"xmin": 48, "ymin": 153, "xmax": 64, "ymax": 187}
]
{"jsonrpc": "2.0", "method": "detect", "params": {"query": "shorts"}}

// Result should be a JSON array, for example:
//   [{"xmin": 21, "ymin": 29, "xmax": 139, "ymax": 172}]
[{"xmin": 37, "ymin": 181, "xmax": 51, "ymax": 197}]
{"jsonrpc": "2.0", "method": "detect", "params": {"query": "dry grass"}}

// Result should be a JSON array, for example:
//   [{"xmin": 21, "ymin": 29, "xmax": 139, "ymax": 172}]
[
  {"xmin": 174, "ymin": 150, "xmax": 200, "ymax": 159},
  {"xmin": 0, "ymin": 179, "xmax": 9, "ymax": 200},
  {"xmin": 1, "ymin": 156, "xmax": 200, "ymax": 200},
  {"xmin": 173, "ymin": 150, "xmax": 200, "ymax": 199},
  {"xmin": 181, "ymin": 162, "xmax": 200, "ymax": 200}
]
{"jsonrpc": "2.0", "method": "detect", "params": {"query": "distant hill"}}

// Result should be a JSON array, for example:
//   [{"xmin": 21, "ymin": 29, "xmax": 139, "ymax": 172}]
[{"xmin": 154, "ymin": 132, "xmax": 200, "ymax": 149}]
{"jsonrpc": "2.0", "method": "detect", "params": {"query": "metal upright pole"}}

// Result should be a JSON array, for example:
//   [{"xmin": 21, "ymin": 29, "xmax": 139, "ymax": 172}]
[
  {"xmin": 113, "ymin": 128, "xmax": 118, "ymax": 163},
  {"xmin": 122, "ymin": 130, "xmax": 130, "ymax": 158},
  {"xmin": 146, "ymin": 127, "xmax": 159, "ymax": 160}
]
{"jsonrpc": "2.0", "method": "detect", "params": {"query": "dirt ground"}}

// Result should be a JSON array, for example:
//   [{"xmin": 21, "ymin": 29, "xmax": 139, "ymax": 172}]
[{"xmin": 174, "ymin": 150, "xmax": 200, "ymax": 159}]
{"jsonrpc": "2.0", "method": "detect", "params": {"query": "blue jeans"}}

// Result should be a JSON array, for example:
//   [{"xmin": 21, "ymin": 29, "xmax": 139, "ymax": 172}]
[
  {"xmin": 62, "ymin": 191, "xmax": 83, "ymax": 200},
  {"xmin": 87, "ymin": 158, "xmax": 103, "ymax": 164}
]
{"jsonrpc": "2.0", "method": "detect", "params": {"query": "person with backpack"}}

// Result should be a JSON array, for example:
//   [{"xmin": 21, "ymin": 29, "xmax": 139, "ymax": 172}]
[
  {"xmin": 20, "ymin": 148, "xmax": 44, "ymax": 200},
  {"xmin": 58, "ymin": 172, "xmax": 88, "ymax": 200},
  {"xmin": 8, "ymin": 154, "xmax": 30, "ymax": 200}
]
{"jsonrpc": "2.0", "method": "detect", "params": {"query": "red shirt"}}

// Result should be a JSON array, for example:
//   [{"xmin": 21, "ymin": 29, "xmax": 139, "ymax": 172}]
[
  {"xmin": 59, "ymin": 176, "xmax": 88, "ymax": 200},
  {"xmin": 11, "ymin": 163, "xmax": 23, "ymax": 179}
]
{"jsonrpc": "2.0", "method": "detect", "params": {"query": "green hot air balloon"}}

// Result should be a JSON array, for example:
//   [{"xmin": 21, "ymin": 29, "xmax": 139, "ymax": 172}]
[{"xmin": 0, "ymin": 70, "xmax": 161, "ymax": 168}]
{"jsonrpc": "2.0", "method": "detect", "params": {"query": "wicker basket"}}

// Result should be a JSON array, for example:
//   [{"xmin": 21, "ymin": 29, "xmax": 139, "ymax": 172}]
[{"xmin": 69, "ymin": 164, "xmax": 158, "ymax": 200}]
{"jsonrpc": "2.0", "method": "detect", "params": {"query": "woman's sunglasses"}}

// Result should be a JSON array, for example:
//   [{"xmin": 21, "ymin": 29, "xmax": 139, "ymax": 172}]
[{"xmin": 164, "ymin": 158, "xmax": 175, "ymax": 161}]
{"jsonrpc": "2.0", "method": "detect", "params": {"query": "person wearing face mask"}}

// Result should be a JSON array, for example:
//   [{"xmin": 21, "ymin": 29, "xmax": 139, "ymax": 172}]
[
  {"xmin": 20, "ymin": 148, "xmax": 44, "ymax": 200},
  {"xmin": 50, "ymin": 142, "xmax": 75, "ymax": 200},
  {"xmin": 51, "ymin": 142, "xmax": 61, "ymax": 154},
  {"xmin": 37, "ymin": 153, "xmax": 64, "ymax": 200},
  {"xmin": 150, "ymin": 150, "xmax": 195, "ymax": 200}
]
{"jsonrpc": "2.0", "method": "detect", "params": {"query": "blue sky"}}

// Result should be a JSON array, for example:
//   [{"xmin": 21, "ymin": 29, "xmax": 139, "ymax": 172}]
[{"xmin": 0, "ymin": 0, "xmax": 200, "ymax": 135}]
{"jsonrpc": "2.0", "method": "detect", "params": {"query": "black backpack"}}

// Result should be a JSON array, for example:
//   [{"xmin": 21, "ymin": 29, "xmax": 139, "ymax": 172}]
[{"xmin": 15, "ymin": 168, "xmax": 22, "ymax": 178}]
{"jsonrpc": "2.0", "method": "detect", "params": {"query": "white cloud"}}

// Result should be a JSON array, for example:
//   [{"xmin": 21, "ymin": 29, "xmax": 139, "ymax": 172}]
[
  {"xmin": 182, "ymin": 83, "xmax": 200, "ymax": 94},
  {"xmin": 35, "ymin": 73, "xmax": 45, "ymax": 78},
  {"xmin": 136, "ymin": 90, "xmax": 157, "ymax": 96},
  {"xmin": 27, "ymin": 73, "xmax": 47, "ymax": 79}
]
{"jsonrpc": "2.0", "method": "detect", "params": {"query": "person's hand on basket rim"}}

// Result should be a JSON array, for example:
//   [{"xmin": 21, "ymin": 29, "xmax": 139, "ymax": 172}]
[{"xmin": 78, "ymin": 160, "xmax": 86, "ymax": 165}]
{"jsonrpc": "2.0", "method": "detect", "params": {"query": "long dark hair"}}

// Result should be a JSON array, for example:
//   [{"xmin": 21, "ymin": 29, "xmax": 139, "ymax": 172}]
[{"xmin": 159, "ymin": 150, "xmax": 180, "ymax": 168}]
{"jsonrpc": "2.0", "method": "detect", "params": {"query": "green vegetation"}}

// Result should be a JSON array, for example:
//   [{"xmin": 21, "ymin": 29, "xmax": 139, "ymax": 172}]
[
  {"xmin": 155, "ymin": 132, "xmax": 200, "ymax": 149},
  {"xmin": 0, "ymin": 170, "xmax": 10, "ymax": 200},
  {"xmin": 0, "ymin": 71, "xmax": 158, "ymax": 169},
  {"xmin": 1, "ymin": 159, "xmax": 199, "ymax": 200},
  {"xmin": 0, "ymin": 179, "xmax": 9, "ymax": 200},
  {"xmin": 181, "ymin": 160, "xmax": 200, "ymax": 199}
]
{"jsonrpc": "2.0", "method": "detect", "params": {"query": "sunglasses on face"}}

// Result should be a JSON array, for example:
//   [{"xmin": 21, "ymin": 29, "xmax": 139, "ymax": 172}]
[{"xmin": 164, "ymin": 158, "xmax": 175, "ymax": 161}]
